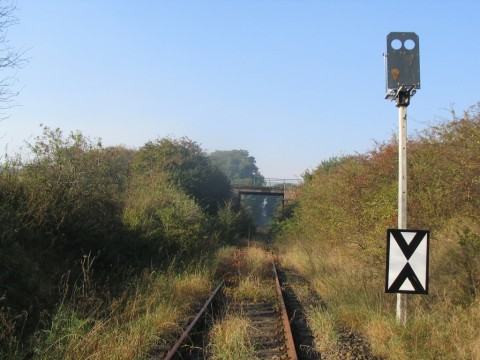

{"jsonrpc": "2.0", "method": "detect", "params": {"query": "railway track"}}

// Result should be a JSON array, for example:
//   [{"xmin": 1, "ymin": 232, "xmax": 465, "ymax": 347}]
[
  {"xmin": 226, "ymin": 261, "xmax": 298, "ymax": 359},
  {"xmin": 156, "ymin": 247, "xmax": 379, "ymax": 359},
  {"xmin": 163, "ymin": 280, "xmax": 225, "ymax": 360},
  {"xmin": 161, "ymin": 249, "xmax": 318, "ymax": 359}
]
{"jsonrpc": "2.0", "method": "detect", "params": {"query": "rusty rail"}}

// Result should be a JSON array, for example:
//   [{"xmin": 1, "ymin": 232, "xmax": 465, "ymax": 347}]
[
  {"xmin": 273, "ymin": 261, "xmax": 299, "ymax": 360},
  {"xmin": 164, "ymin": 279, "xmax": 225, "ymax": 360},
  {"xmin": 163, "ymin": 261, "xmax": 300, "ymax": 360}
]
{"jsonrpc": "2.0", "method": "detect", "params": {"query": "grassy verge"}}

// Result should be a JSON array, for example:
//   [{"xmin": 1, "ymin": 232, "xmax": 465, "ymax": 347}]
[
  {"xmin": 40, "ymin": 268, "xmax": 212, "ymax": 359},
  {"xmin": 2, "ymin": 244, "xmax": 278, "ymax": 359},
  {"xmin": 273, "ymin": 105, "xmax": 480, "ymax": 359},
  {"xmin": 0, "ymin": 260, "xmax": 214, "ymax": 360},
  {"xmin": 278, "ymin": 243, "xmax": 480, "ymax": 359}
]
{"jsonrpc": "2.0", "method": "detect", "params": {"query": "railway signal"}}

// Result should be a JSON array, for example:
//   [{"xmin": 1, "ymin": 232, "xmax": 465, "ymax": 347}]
[
  {"xmin": 384, "ymin": 32, "xmax": 428, "ymax": 325},
  {"xmin": 385, "ymin": 32, "xmax": 420, "ymax": 104}
]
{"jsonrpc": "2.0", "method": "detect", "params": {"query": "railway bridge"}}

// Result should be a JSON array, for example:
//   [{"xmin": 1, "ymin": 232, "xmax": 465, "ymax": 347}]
[{"xmin": 231, "ymin": 178, "xmax": 301, "ymax": 209}]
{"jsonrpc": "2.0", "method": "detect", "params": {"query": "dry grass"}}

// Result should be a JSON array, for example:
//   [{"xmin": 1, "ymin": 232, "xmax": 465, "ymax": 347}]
[
  {"xmin": 278, "ymin": 240, "xmax": 480, "ymax": 359},
  {"xmin": 308, "ymin": 307, "xmax": 338, "ymax": 355},
  {"xmin": 36, "ymin": 269, "xmax": 212, "ymax": 359},
  {"xmin": 214, "ymin": 245, "xmax": 239, "ymax": 266},
  {"xmin": 209, "ymin": 244, "xmax": 276, "ymax": 360},
  {"xmin": 242, "ymin": 245, "xmax": 272, "ymax": 276},
  {"xmin": 225, "ymin": 244, "xmax": 277, "ymax": 303},
  {"xmin": 31, "ymin": 245, "xmax": 278, "ymax": 359},
  {"xmin": 208, "ymin": 315, "xmax": 258, "ymax": 360},
  {"xmin": 364, "ymin": 316, "xmax": 408, "ymax": 360},
  {"xmin": 233, "ymin": 275, "xmax": 276, "ymax": 303}
]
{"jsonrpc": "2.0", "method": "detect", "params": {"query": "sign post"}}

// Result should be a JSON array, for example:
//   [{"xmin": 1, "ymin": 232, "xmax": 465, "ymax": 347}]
[
  {"xmin": 397, "ymin": 101, "xmax": 408, "ymax": 325},
  {"xmin": 384, "ymin": 32, "xmax": 422, "ymax": 325}
]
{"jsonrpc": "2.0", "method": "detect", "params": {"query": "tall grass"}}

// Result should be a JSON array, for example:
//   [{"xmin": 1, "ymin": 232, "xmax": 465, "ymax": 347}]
[{"xmin": 36, "ymin": 265, "xmax": 212, "ymax": 359}]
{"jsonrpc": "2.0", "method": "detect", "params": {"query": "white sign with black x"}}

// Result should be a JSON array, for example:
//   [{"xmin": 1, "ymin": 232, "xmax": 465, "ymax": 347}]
[{"xmin": 386, "ymin": 229, "xmax": 430, "ymax": 294}]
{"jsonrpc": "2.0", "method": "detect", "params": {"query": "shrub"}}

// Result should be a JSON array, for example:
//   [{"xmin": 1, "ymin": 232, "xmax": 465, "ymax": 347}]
[
  {"xmin": 122, "ymin": 171, "xmax": 208, "ymax": 256},
  {"xmin": 133, "ymin": 137, "xmax": 231, "ymax": 215},
  {"xmin": 275, "ymin": 103, "xmax": 480, "ymax": 358}
]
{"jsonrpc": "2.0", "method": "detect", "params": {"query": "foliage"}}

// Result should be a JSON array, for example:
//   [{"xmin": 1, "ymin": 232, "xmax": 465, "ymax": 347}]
[
  {"xmin": 0, "ymin": 129, "xmax": 251, "ymax": 356},
  {"xmin": 1, "ymin": 127, "xmax": 130, "ymax": 342},
  {"xmin": 209, "ymin": 149, "xmax": 264, "ymax": 186},
  {"xmin": 275, "ymin": 102, "xmax": 480, "ymax": 358},
  {"xmin": 302, "ymin": 155, "xmax": 349, "ymax": 183},
  {"xmin": 134, "ymin": 137, "xmax": 231, "ymax": 215},
  {"xmin": 210, "ymin": 149, "xmax": 279, "ymax": 228},
  {"xmin": 123, "ymin": 171, "xmax": 208, "ymax": 255},
  {"xmin": 212, "ymin": 200, "xmax": 255, "ymax": 244},
  {"xmin": 21, "ymin": 127, "xmax": 125, "ymax": 253}
]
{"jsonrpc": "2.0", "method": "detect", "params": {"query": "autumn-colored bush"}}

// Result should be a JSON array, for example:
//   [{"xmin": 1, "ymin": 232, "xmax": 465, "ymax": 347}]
[{"xmin": 276, "ymin": 103, "xmax": 480, "ymax": 358}]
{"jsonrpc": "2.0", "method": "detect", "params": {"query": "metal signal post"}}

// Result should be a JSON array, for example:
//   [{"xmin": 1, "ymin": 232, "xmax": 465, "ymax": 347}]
[
  {"xmin": 397, "ymin": 92, "xmax": 409, "ymax": 326},
  {"xmin": 385, "ymin": 32, "xmax": 420, "ymax": 325}
]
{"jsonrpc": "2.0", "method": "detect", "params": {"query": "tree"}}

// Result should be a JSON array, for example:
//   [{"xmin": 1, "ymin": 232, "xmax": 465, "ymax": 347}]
[
  {"xmin": 210, "ymin": 149, "xmax": 264, "ymax": 186},
  {"xmin": 133, "ymin": 137, "xmax": 231, "ymax": 215},
  {"xmin": 0, "ymin": 1, "xmax": 27, "ymax": 116}
]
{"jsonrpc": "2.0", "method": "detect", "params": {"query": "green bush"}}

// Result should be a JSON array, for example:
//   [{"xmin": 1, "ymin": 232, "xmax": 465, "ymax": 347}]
[
  {"xmin": 133, "ymin": 137, "xmax": 231, "ymax": 215},
  {"xmin": 212, "ymin": 201, "xmax": 255, "ymax": 244},
  {"xmin": 123, "ymin": 171, "xmax": 208, "ymax": 256}
]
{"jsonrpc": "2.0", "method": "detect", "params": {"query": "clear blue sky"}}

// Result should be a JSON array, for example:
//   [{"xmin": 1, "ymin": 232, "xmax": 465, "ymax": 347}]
[{"xmin": 2, "ymin": 0, "xmax": 479, "ymax": 179}]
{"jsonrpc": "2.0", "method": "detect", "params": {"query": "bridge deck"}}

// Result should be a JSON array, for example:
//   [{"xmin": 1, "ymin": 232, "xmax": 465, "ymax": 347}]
[{"xmin": 231, "ymin": 186, "xmax": 285, "ymax": 197}]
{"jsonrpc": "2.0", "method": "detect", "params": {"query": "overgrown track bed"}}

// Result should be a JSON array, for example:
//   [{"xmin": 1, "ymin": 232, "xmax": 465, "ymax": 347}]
[
  {"xmin": 161, "ymin": 280, "xmax": 225, "ymax": 359},
  {"xmin": 224, "ymin": 261, "xmax": 298, "ymax": 359},
  {"xmin": 276, "ymin": 268, "xmax": 321, "ymax": 360},
  {"xmin": 278, "ymin": 267, "xmax": 378, "ymax": 360},
  {"xmin": 161, "ymin": 248, "xmax": 302, "ymax": 359},
  {"xmin": 155, "ymin": 251, "xmax": 379, "ymax": 359}
]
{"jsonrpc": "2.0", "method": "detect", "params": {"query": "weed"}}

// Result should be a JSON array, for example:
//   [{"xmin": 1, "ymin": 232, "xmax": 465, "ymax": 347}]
[
  {"xmin": 208, "ymin": 315, "xmax": 258, "ymax": 360},
  {"xmin": 234, "ymin": 276, "xmax": 276, "ymax": 304}
]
